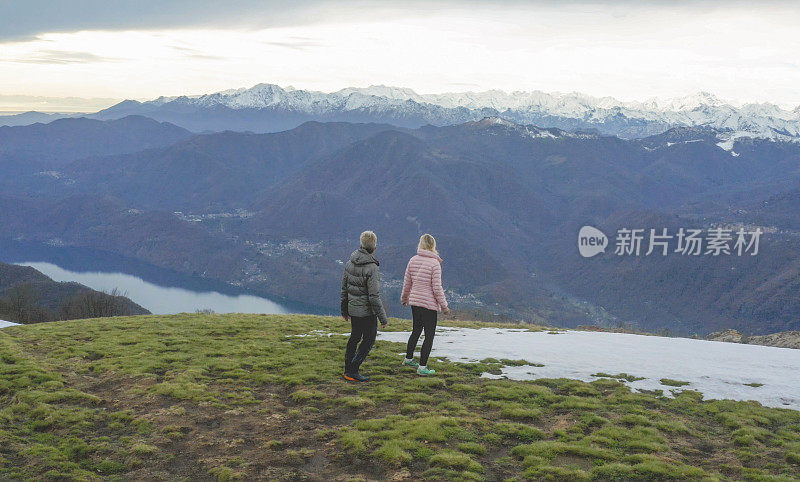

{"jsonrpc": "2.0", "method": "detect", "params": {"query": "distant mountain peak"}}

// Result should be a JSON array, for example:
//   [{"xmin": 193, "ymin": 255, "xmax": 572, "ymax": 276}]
[
  {"xmin": 666, "ymin": 91, "xmax": 725, "ymax": 110},
  {"xmin": 463, "ymin": 116, "xmax": 592, "ymax": 140},
  {"xmin": 91, "ymin": 83, "xmax": 800, "ymax": 142},
  {"xmin": 473, "ymin": 116, "xmax": 519, "ymax": 128}
]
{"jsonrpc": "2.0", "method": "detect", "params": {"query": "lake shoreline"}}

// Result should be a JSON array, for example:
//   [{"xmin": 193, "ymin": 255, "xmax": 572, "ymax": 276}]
[{"xmin": 0, "ymin": 239, "xmax": 329, "ymax": 316}]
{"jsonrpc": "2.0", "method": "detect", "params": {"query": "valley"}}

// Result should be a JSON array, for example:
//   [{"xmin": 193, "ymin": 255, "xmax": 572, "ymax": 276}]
[{"xmin": 1, "ymin": 96, "xmax": 799, "ymax": 335}]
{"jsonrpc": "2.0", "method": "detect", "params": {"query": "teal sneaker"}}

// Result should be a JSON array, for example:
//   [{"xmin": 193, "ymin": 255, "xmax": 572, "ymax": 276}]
[
  {"xmin": 417, "ymin": 367, "xmax": 435, "ymax": 376},
  {"xmin": 402, "ymin": 359, "xmax": 419, "ymax": 368}
]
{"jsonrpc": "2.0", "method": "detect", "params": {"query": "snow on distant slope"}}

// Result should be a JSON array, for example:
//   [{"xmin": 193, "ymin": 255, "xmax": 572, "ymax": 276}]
[
  {"xmin": 0, "ymin": 320, "xmax": 20, "ymax": 328},
  {"xmin": 127, "ymin": 83, "xmax": 800, "ymax": 142},
  {"xmin": 378, "ymin": 328, "xmax": 800, "ymax": 410}
]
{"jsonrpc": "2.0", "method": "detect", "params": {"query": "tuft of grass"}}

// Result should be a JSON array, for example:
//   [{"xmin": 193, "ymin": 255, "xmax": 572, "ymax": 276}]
[
  {"xmin": 588, "ymin": 425, "xmax": 667, "ymax": 453},
  {"xmin": 660, "ymin": 378, "xmax": 691, "ymax": 387},
  {"xmin": 428, "ymin": 449, "xmax": 485, "ymax": 473},
  {"xmin": 655, "ymin": 420, "xmax": 691, "ymax": 434},
  {"xmin": 500, "ymin": 359, "xmax": 542, "ymax": 367},
  {"xmin": 619, "ymin": 414, "xmax": 653, "ymax": 427},
  {"xmin": 731, "ymin": 426, "xmax": 771, "ymax": 446},
  {"xmin": 373, "ymin": 440, "xmax": 412, "ymax": 466},
  {"xmin": 130, "ymin": 443, "xmax": 158, "ymax": 456},
  {"xmin": 523, "ymin": 464, "xmax": 590, "ymax": 481},
  {"xmin": 284, "ymin": 448, "xmax": 315, "ymax": 466},
  {"xmin": 289, "ymin": 389, "xmax": 327, "ymax": 403},
  {"xmin": 339, "ymin": 429, "xmax": 368, "ymax": 454},
  {"xmin": 511, "ymin": 441, "xmax": 616, "ymax": 462},
  {"xmin": 265, "ymin": 440, "xmax": 283, "ymax": 450},
  {"xmin": 208, "ymin": 466, "xmax": 244, "ymax": 481},
  {"xmin": 593, "ymin": 372, "xmax": 645, "ymax": 382},
  {"xmin": 457, "ymin": 442, "xmax": 488, "ymax": 456}
]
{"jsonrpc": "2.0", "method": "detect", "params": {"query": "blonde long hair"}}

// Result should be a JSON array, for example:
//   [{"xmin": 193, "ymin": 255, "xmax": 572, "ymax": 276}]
[{"xmin": 418, "ymin": 233, "xmax": 438, "ymax": 254}]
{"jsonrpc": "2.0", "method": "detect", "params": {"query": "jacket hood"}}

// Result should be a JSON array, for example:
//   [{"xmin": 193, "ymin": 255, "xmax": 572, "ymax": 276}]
[
  {"xmin": 351, "ymin": 248, "xmax": 380, "ymax": 266},
  {"xmin": 417, "ymin": 248, "xmax": 443, "ymax": 263}
]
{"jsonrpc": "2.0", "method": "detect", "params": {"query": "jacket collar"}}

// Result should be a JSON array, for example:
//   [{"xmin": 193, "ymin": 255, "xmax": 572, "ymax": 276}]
[
  {"xmin": 417, "ymin": 248, "xmax": 443, "ymax": 263},
  {"xmin": 351, "ymin": 248, "xmax": 379, "ymax": 266}
]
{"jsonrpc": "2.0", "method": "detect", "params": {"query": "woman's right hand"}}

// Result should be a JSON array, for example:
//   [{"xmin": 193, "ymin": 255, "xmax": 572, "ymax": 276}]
[{"xmin": 442, "ymin": 307, "xmax": 450, "ymax": 315}]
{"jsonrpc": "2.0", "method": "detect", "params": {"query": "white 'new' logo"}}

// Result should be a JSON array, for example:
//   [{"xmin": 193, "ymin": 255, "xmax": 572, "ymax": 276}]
[{"xmin": 578, "ymin": 226, "xmax": 608, "ymax": 258}]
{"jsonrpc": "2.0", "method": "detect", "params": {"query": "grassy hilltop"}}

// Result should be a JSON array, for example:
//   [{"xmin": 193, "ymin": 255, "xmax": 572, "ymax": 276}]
[{"xmin": 1, "ymin": 314, "xmax": 799, "ymax": 481}]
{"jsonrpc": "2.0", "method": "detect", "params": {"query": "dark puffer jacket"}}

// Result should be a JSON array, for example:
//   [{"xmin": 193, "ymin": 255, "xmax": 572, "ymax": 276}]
[{"xmin": 341, "ymin": 248, "xmax": 388, "ymax": 324}]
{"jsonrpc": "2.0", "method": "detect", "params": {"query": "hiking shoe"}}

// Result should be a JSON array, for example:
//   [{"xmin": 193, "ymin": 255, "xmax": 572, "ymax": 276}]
[
  {"xmin": 343, "ymin": 372, "xmax": 370, "ymax": 382},
  {"xmin": 417, "ymin": 367, "xmax": 435, "ymax": 376},
  {"xmin": 402, "ymin": 359, "xmax": 419, "ymax": 368}
]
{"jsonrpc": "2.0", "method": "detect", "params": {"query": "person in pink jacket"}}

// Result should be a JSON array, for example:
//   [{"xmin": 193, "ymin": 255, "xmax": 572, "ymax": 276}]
[{"xmin": 400, "ymin": 233, "xmax": 450, "ymax": 375}]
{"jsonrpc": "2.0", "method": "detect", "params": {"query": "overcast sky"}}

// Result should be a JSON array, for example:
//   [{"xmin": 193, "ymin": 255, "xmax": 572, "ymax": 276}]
[{"xmin": 1, "ymin": 0, "xmax": 799, "ymax": 111}]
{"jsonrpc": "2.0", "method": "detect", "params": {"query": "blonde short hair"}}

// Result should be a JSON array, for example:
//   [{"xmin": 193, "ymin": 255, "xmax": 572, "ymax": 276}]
[
  {"xmin": 360, "ymin": 230, "xmax": 377, "ymax": 253},
  {"xmin": 418, "ymin": 233, "xmax": 438, "ymax": 254}
]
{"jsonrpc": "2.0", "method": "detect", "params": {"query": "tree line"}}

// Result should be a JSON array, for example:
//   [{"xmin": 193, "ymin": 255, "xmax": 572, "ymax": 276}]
[{"xmin": 0, "ymin": 284, "xmax": 139, "ymax": 324}]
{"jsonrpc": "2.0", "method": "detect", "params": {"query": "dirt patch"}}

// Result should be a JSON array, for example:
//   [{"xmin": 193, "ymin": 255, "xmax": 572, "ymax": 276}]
[{"xmin": 553, "ymin": 454, "xmax": 593, "ymax": 471}]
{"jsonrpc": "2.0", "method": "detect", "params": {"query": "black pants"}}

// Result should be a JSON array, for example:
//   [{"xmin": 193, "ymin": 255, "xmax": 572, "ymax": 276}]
[
  {"xmin": 406, "ymin": 306, "xmax": 438, "ymax": 366},
  {"xmin": 345, "ymin": 315, "xmax": 377, "ymax": 373}
]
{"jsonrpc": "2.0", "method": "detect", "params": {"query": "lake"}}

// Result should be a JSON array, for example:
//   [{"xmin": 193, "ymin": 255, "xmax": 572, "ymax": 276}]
[
  {"xmin": 18, "ymin": 261, "xmax": 291, "ymax": 315},
  {"xmin": 0, "ymin": 239, "xmax": 311, "ymax": 315}
]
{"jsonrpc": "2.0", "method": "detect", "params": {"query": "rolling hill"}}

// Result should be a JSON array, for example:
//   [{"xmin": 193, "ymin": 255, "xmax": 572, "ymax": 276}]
[
  {"xmin": 0, "ymin": 115, "xmax": 191, "ymax": 168},
  {"xmin": 1, "ymin": 314, "xmax": 799, "ymax": 480},
  {"xmin": 0, "ymin": 262, "xmax": 148, "ymax": 323},
  {"xmin": 63, "ymin": 121, "xmax": 397, "ymax": 210}
]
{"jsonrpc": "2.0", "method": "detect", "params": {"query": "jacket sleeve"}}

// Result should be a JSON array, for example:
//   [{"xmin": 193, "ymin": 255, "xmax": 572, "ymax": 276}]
[
  {"xmin": 431, "ymin": 263, "xmax": 448, "ymax": 311},
  {"xmin": 367, "ymin": 265, "xmax": 389, "ymax": 324},
  {"xmin": 340, "ymin": 269, "xmax": 349, "ymax": 317},
  {"xmin": 400, "ymin": 259, "xmax": 413, "ymax": 304}
]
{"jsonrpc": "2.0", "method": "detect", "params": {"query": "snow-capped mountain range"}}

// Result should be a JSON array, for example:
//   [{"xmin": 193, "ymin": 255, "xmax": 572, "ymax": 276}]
[{"xmin": 93, "ymin": 83, "xmax": 800, "ymax": 143}]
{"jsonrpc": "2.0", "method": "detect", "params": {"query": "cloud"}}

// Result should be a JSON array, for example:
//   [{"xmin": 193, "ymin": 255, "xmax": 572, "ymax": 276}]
[
  {"xmin": 4, "ymin": 0, "xmax": 796, "ymax": 43},
  {"xmin": 0, "ymin": 0, "xmax": 333, "ymax": 42},
  {"xmin": 262, "ymin": 38, "xmax": 322, "ymax": 51},
  {"xmin": 170, "ymin": 46, "xmax": 226, "ymax": 61},
  {"xmin": 0, "ymin": 94, "xmax": 120, "ymax": 112},
  {"xmin": 1, "ymin": 49, "xmax": 121, "ymax": 64},
  {"xmin": 1, "ymin": 1, "xmax": 800, "ymax": 106}
]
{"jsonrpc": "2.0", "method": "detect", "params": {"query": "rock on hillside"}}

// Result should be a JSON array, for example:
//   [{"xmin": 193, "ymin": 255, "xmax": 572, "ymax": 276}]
[
  {"xmin": 748, "ymin": 331, "xmax": 800, "ymax": 350},
  {"xmin": 707, "ymin": 329, "xmax": 800, "ymax": 349},
  {"xmin": 706, "ymin": 329, "xmax": 744, "ymax": 344}
]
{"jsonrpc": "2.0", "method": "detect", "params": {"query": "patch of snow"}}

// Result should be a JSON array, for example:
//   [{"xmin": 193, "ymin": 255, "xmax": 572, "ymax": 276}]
[
  {"xmin": 286, "ymin": 330, "xmax": 348, "ymax": 338},
  {"xmin": 0, "ymin": 320, "xmax": 20, "ymax": 328},
  {"xmin": 716, "ymin": 133, "xmax": 740, "ymax": 151},
  {"xmin": 377, "ymin": 328, "xmax": 800, "ymax": 410}
]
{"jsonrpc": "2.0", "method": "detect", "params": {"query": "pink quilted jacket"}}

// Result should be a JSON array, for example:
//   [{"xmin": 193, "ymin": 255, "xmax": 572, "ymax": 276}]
[{"xmin": 400, "ymin": 249, "xmax": 448, "ymax": 312}]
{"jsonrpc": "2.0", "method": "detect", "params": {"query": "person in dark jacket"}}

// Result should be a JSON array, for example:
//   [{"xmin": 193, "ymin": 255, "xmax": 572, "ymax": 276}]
[{"xmin": 341, "ymin": 230, "xmax": 388, "ymax": 382}]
